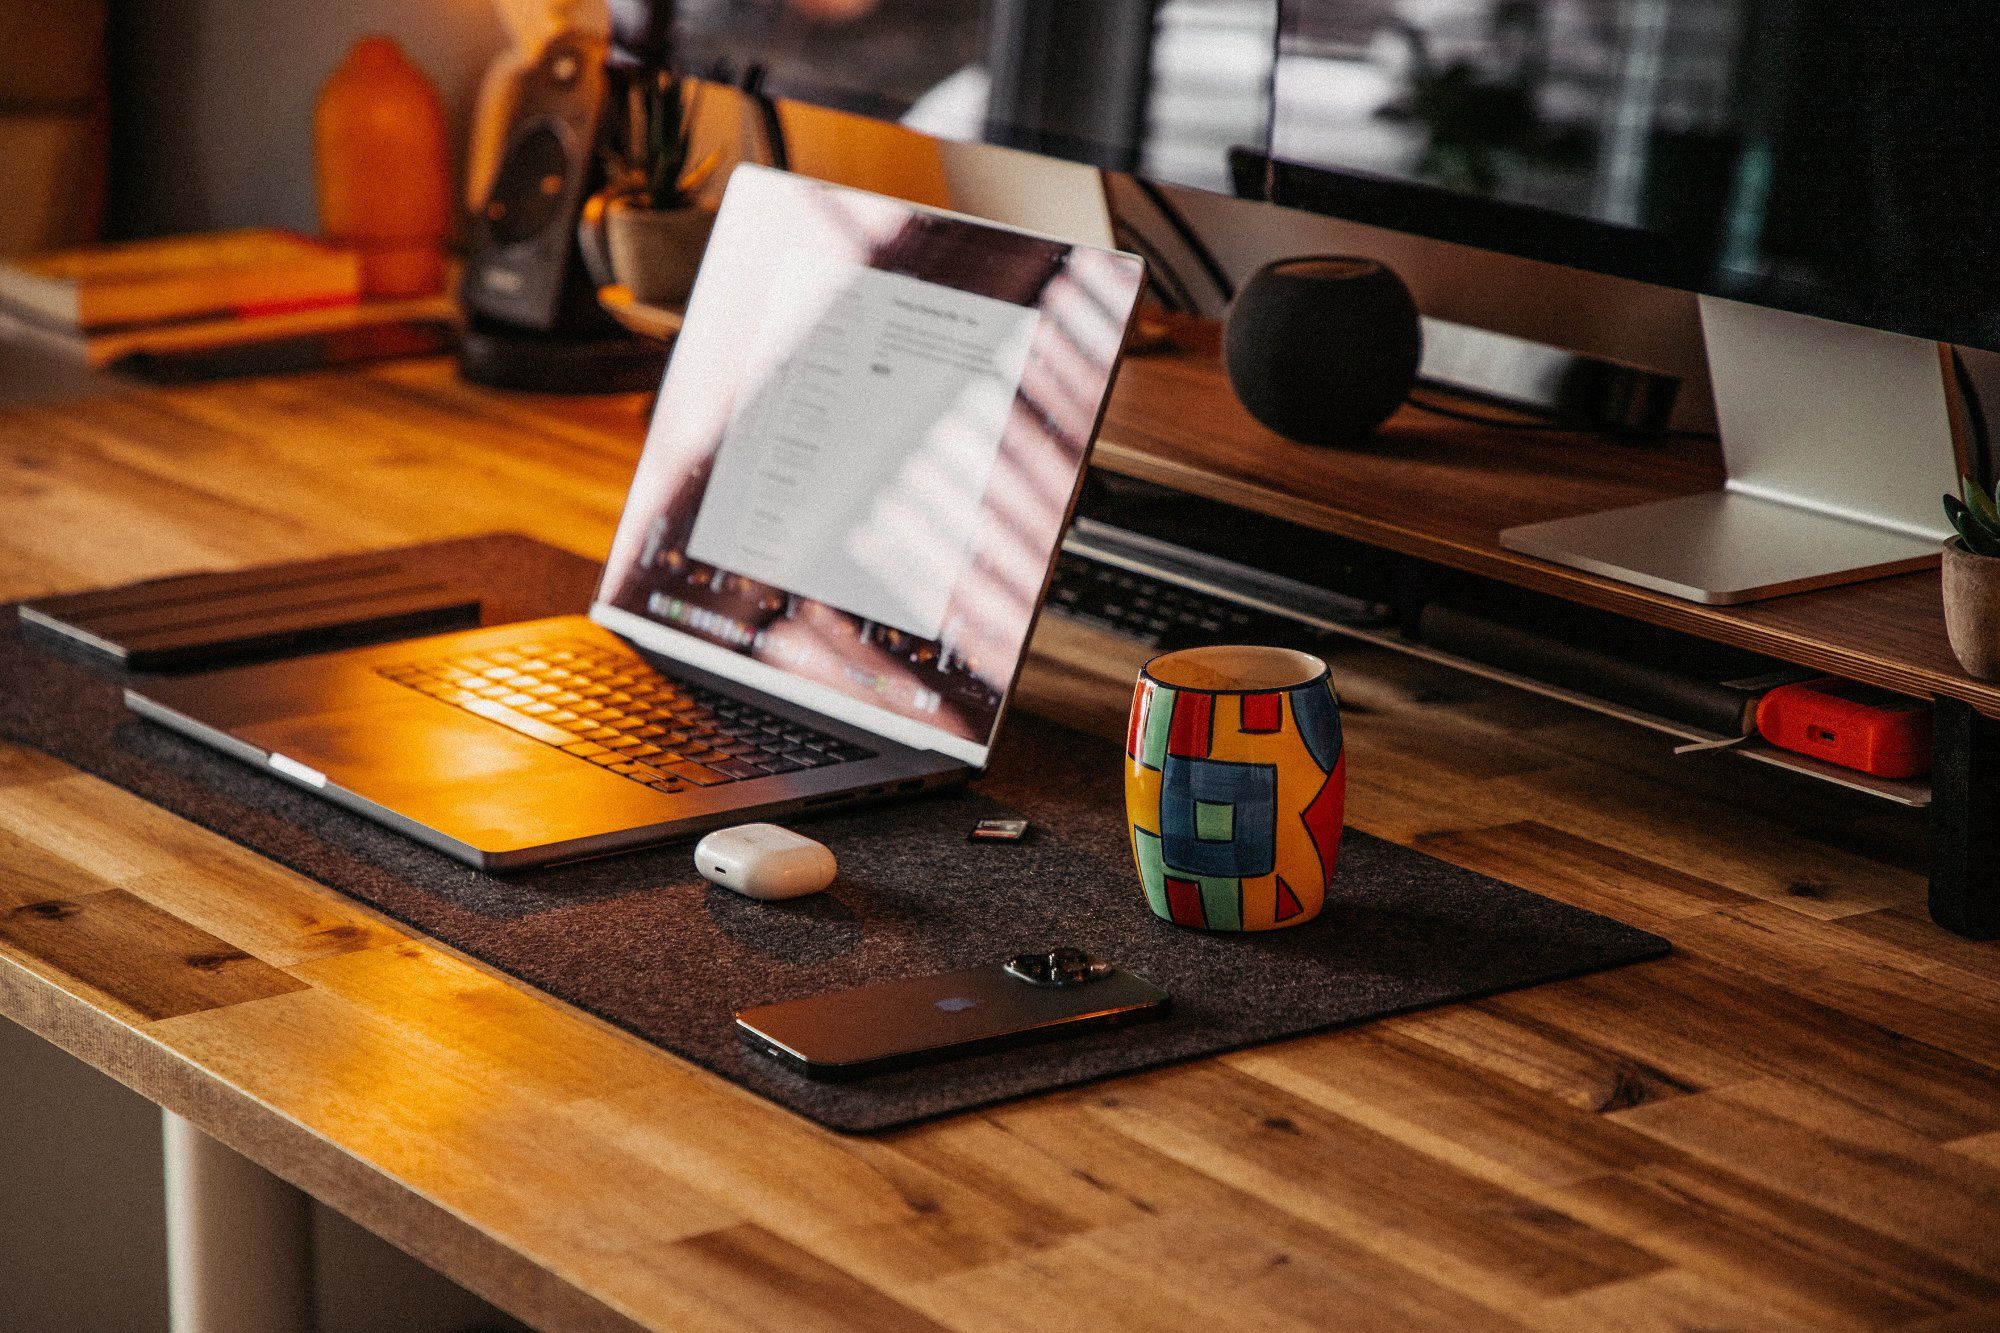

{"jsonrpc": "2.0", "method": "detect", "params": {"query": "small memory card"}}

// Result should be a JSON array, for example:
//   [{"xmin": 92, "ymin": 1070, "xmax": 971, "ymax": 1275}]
[{"xmin": 969, "ymin": 818, "xmax": 1030, "ymax": 844}]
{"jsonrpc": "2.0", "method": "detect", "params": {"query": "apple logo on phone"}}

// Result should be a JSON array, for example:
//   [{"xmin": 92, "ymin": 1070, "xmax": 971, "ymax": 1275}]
[{"xmin": 935, "ymin": 996, "xmax": 978, "ymax": 1012}]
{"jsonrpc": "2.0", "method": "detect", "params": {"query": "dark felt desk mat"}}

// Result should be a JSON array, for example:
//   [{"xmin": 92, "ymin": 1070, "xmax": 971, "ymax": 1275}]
[{"xmin": 0, "ymin": 535, "xmax": 1668, "ymax": 1132}]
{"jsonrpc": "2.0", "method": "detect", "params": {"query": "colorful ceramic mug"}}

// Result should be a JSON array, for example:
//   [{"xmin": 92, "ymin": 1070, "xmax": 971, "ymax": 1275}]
[{"xmin": 1124, "ymin": 645, "xmax": 1345, "ymax": 931}]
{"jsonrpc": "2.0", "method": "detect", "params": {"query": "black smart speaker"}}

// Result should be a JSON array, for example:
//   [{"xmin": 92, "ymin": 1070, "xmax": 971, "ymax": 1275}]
[{"xmin": 1222, "ymin": 257, "xmax": 1422, "ymax": 446}]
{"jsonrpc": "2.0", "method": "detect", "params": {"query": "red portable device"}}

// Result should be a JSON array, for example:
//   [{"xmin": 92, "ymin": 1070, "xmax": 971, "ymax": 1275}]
[{"xmin": 1755, "ymin": 678, "xmax": 1933, "ymax": 780}]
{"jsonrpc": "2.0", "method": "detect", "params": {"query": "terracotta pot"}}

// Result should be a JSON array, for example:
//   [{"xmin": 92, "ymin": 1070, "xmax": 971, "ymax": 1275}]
[
  {"xmin": 1943, "ymin": 537, "xmax": 2000, "ymax": 680},
  {"xmin": 604, "ymin": 199, "xmax": 716, "ymax": 310}
]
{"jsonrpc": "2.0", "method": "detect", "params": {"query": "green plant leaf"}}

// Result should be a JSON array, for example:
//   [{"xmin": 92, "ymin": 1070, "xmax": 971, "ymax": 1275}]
[
  {"xmin": 1957, "ymin": 479, "xmax": 2000, "ymax": 548},
  {"xmin": 1968, "ymin": 511, "xmax": 2000, "ymax": 556},
  {"xmin": 1948, "ymin": 494, "xmax": 2000, "ymax": 556},
  {"xmin": 1947, "ymin": 495, "xmax": 1974, "ymax": 540},
  {"xmin": 1962, "ymin": 476, "xmax": 2000, "ymax": 530},
  {"xmin": 1948, "ymin": 493, "xmax": 1975, "ymax": 535}
]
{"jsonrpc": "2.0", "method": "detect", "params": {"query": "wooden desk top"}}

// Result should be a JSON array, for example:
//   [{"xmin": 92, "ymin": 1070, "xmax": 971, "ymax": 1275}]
[{"xmin": 3, "ymin": 358, "xmax": 1998, "ymax": 1331}]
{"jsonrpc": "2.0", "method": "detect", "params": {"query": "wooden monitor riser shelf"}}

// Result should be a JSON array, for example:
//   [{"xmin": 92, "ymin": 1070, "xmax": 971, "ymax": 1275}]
[
  {"xmin": 2, "ymin": 341, "xmax": 1999, "ymax": 1332},
  {"xmin": 1103, "ymin": 328, "xmax": 1992, "ymax": 718},
  {"xmin": 1100, "ymin": 327, "xmax": 2000, "ymax": 937}
]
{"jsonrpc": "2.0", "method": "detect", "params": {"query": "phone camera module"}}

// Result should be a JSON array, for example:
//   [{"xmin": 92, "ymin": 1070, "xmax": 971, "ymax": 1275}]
[{"xmin": 1005, "ymin": 948, "xmax": 1112, "ymax": 987}]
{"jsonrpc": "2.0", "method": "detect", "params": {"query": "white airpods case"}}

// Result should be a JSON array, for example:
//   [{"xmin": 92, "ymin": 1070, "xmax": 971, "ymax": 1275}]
[{"xmin": 694, "ymin": 824, "xmax": 838, "ymax": 900}]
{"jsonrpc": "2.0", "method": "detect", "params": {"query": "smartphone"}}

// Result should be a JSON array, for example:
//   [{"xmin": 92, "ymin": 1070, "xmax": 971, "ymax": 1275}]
[{"xmin": 736, "ymin": 952, "xmax": 1169, "ymax": 1081}]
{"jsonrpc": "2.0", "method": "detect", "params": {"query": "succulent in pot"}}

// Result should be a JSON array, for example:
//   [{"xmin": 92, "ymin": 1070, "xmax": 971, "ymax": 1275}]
[
  {"xmin": 1942, "ymin": 476, "xmax": 2000, "ymax": 680},
  {"xmin": 579, "ymin": 72, "xmax": 720, "ymax": 310}
]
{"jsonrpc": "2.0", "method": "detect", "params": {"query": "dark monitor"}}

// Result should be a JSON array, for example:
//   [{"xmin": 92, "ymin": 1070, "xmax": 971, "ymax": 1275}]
[
  {"xmin": 660, "ymin": 1, "xmax": 1274, "ymax": 196},
  {"xmin": 1266, "ymin": 1, "xmax": 2000, "ymax": 355},
  {"xmin": 647, "ymin": 1, "xmax": 1977, "ymax": 604},
  {"xmin": 1261, "ymin": 2, "xmax": 1986, "ymax": 603},
  {"xmin": 657, "ymin": 2, "xmax": 2000, "ymax": 358}
]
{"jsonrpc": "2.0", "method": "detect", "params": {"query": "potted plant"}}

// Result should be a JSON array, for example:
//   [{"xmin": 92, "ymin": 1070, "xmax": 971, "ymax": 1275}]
[
  {"xmin": 1943, "ymin": 476, "xmax": 2000, "ymax": 679},
  {"xmin": 591, "ymin": 72, "xmax": 720, "ymax": 310}
]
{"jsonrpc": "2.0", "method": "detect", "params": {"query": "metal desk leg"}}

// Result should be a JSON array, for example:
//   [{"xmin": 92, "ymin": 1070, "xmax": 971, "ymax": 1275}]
[
  {"xmin": 162, "ymin": 1112, "xmax": 314, "ymax": 1333},
  {"xmin": 1930, "ymin": 696, "xmax": 2000, "ymax": 939}
]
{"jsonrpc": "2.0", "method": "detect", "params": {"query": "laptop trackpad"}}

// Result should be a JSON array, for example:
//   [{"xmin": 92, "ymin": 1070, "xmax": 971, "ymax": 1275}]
[{"xmin": 236, "ymin": 696, "xmax": 668, "ymax": 855}]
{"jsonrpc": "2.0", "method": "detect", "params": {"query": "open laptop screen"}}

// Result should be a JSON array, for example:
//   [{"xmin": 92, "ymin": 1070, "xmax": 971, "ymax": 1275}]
[{"xmin": 597, "ymin": 165, "xmax": 1144, "ymax": 762}]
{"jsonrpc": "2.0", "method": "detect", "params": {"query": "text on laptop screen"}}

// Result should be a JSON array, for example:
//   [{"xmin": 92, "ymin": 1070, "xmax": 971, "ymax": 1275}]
[{"xmin": 600, "ymin": 168, "xmax": 1142, "ymax": 748}]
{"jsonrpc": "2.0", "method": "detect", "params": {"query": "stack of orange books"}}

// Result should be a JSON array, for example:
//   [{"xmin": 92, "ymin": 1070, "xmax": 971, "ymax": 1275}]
[{"xmin": 0, "ymin": 228, "xmax": 451, "ymax": 368}]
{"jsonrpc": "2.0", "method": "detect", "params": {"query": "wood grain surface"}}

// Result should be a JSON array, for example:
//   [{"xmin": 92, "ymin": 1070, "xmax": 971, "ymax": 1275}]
[
  {"xmin": 1, "ymin": 354, "xmax": 1997, "ymax": 1331},
  {"xmin": 1102, "ymin": 332, "xmax": 2000, "ymax": 720}
]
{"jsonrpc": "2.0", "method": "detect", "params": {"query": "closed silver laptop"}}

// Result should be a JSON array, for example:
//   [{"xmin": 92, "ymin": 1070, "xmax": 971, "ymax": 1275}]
[{"xmin": 125, "ymin": 165, "xmax": 1145, "ymax": 869}]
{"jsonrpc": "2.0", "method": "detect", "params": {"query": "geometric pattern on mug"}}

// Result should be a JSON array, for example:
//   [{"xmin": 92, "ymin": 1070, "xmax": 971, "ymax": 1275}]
[
  {"xmin": 1160, "ymin": 754, "xmax": 1276, "ymax": 879},
  {"xmin": 1129, "ymin": 678, "xmax": 1346, "ymax": 930},
  {"xmin": 1241, "ymin": 690, "xmax": 1283, "ymax": 733},
  {"xmin": 1300, "ymin": 750, "xmax": 1347, "ymax": 888},
  {"xmin": 1126, "ymin": 679, "xmax": 1175, "ymax": 772},
  {"xmin": 1287, "ymin": 682, "xmax": 1347, "ymax": 893},
  {"xmin": 1164, "ymin": 873, "xmax": 1248, "ymax": 930},
  {"xmin": 1287, "ymin": 679, "xmax": 1343, "ymax": 772}
]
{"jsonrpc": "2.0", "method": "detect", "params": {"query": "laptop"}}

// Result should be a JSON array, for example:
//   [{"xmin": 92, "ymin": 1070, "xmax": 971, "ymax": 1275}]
[{"xmin": 125, "ymin": 165, "xmax": 1146, "ymax": 869}]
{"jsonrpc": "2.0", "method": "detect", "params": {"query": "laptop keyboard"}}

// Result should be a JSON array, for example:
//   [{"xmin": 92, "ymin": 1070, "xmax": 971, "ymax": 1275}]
[{"xmin": 375, "ymin": 638, "xmax": 873, "ymax": 796}]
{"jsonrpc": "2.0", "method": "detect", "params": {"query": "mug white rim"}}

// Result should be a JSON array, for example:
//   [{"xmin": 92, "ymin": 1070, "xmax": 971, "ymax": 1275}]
[{"xmin": 1141, "ymin": 644, "xmax": 1329, "ymax": 694}]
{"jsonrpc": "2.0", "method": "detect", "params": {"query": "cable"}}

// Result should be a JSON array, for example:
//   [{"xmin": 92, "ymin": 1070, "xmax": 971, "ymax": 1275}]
[
  {"xmin": 737, "ymin": 64, "xmax": 790, "ymax": 172},
  {"xmin": 1404, "ymin": 394, "xmax": 1598, "ymax": 432},
  {"xmin": 1109, "ymin": 199, "xmax": 1205, "ymax": 314},
  {"xmin": 1404, "ymin": 392, "xmax": 1719, "ymax": 443},
  {"xmin": 1112, "ymin": 221, "xmax": 1198, "ymax": 313},
  {"xmin": 1133, "ymin": 176, "xmax": 1236, "ymax": 306}
]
